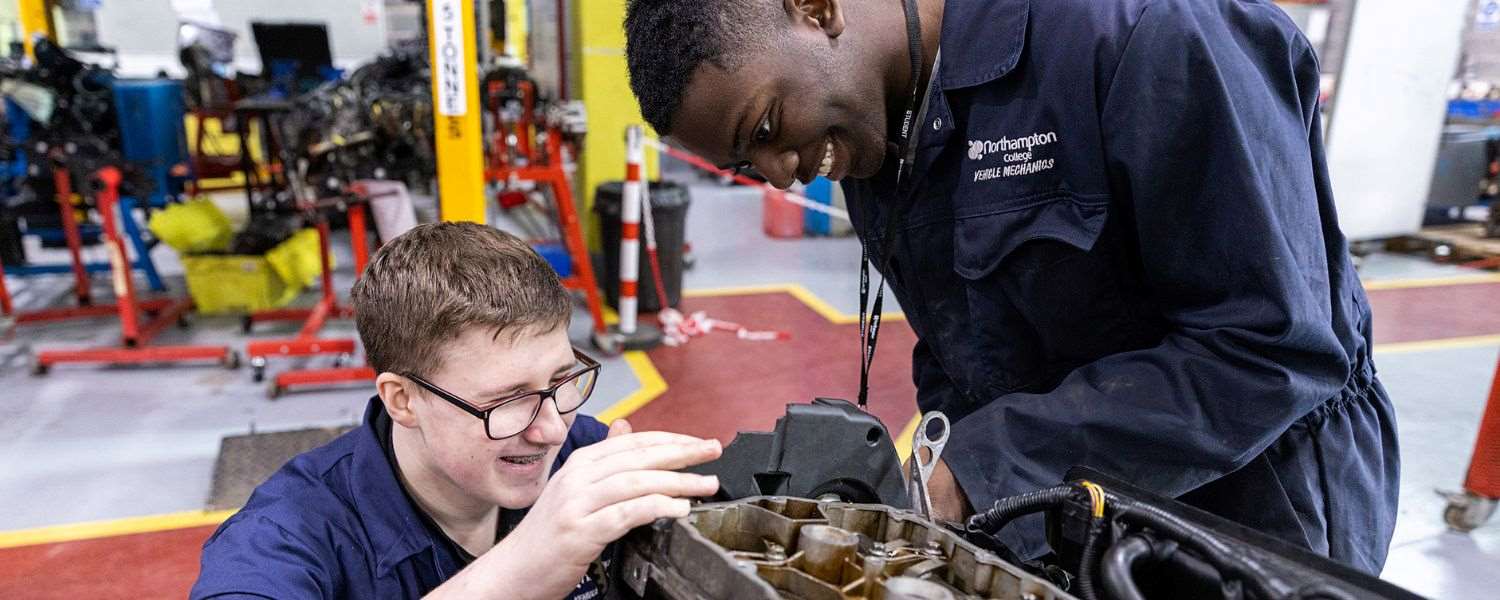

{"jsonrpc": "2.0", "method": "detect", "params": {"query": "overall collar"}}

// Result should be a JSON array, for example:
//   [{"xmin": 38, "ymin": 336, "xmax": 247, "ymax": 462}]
[
  {"xmin": 352, "ymin": 398, "xmax": 443, "ymax": 577},
  {"xmin": 937, "ymin": 0, "xmax": 1031, "ymax": 90}
]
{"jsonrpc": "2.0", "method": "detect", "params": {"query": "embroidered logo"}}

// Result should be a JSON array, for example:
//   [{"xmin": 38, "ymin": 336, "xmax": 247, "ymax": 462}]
[{"xmin": 967, "ymin": 130, "xmax": 1059, "ymax": 182}]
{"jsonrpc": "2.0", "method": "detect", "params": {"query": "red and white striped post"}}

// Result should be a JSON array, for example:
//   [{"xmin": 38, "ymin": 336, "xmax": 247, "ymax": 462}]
[
  {"xmin": 597, "ymin": 125, "xmax": 663, "ymax": 353},
  {"xmin": 619, "ymin": 126, "xmax": 645, "ymax": 334}
]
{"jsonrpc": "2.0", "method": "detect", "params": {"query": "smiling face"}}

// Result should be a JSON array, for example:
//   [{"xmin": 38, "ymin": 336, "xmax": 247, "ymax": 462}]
[
  {"xmin": 403, "ymin": 325, "xmax": 580, "ymax": 509},
  {"xmin": 652, "ymin": 0, "xmax": 903, "ymax": 189}
]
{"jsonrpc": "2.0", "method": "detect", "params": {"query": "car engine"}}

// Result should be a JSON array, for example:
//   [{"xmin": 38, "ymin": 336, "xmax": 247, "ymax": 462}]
[{"xmin": 613, "ymin": 496, "xmax": 1073, "ymax": 600}]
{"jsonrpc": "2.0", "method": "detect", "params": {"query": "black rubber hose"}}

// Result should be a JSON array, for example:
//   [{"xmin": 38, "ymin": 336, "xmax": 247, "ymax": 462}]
[
  {"xmin": 1100, "ymin": 534, "xmax": 1154, "ymax": 600},
  {"xmin": 965, "ymin": 485, "xmax": 1075, "ymax": 536},
  {"xmin": 1109, "ymin": 496, "xmax": 1293, "ymax": 600},
  {"xmin": 1075, "ymin": 518, "xmax": 1108, "ymax": 600},
  {"xmin": 1289, "ymin": 582, "xmax": 1358, "ymax": 600},
  {"xmin": 1155, "ymin": 542, "xmax": 1227, "ymax": 594}
]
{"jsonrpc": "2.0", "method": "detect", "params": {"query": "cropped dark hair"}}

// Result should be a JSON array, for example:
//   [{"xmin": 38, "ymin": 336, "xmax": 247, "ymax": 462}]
[{"xmin": 625, "ymin": 0, "xmax": 774, "ymax": 134}]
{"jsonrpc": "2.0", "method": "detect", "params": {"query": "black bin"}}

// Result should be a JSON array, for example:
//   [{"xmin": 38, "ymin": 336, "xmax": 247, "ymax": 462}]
[{"xmin": 594, "ymin": 181, "xmax": 690, "ymax": 312}]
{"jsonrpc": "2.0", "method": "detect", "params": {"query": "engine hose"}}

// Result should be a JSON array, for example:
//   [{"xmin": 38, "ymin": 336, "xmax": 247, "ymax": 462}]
[
  {"xmin": 1100, "ymin": 534, "xmax": 1154, "ymax": 600},
  {"xmin": 1288, "ymin": 582, "xmax": 1358, "ymax": 600},
  {"xmin": 1109, "ymin": 495, "xmax": 1293, "ymax": 600},
  {"xmin": 965, "ymin": 485, "xmax": 1076, "ymax": 537},
  {"xmin": 1075, "ymin": 517, "xmax": 1108, "ymax": 600}
]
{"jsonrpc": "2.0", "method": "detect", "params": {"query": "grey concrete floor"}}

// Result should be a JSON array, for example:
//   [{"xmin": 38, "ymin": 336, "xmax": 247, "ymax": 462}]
[{"xmin": 2, "ymin": 180, "xmax": 1498, "ymax": 598}]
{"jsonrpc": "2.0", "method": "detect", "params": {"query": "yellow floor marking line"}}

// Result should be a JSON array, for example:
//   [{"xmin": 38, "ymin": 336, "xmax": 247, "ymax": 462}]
[
  {"xmin": 684, "ymin": 282, "xmax": 906, "ymax": 324},
  {"xmin": 892, "ymin": 412, "xmax": 922, "ymax": 462},
  {"xmin": 1362, "ymin": 273, "xmax": 1500, "ymax": 291},
  {"xmin": 595, "ymin": 350, "xmax": 669, "ymax": 425},
  {"xmin": 1373, "ymin": 334, "xmax": 1500, "ymax": 355},
  {"xmin": 0, "ymin": 509, "xmax": 235, "ymax": 550}
]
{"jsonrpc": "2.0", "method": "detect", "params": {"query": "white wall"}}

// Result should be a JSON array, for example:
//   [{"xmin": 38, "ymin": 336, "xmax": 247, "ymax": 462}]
[
  {"xmin": 93, "ymin": 0, "xmax": 390, "ymax": 77},
  {"xmin": 1325, "ymin": 0, "xmax": 1471, "ymax": 240}
]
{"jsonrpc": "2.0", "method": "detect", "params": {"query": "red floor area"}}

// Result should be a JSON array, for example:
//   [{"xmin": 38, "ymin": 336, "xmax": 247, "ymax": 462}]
[
  {"xmin": 626, "ymin": 291, "xmax": 920, "ymax": 443},
  {"xmin": 0, "ymin": 524, "xmax": 215, "ymax": 598},
  {"xmin": 1367, "ymin": 282, "xmax": 1500, "ymax": 344}
]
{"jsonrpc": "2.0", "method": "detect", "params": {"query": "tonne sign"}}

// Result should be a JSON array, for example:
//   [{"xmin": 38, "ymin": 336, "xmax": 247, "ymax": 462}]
[{"xmin": 433, "ymin": 0, "xmax": 466, "ymax": 117}]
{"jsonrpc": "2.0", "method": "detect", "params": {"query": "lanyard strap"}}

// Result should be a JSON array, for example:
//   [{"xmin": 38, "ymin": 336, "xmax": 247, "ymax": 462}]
[{"xmin": 859, "ymin": 0, "xmax": 926, "ymax": 410}]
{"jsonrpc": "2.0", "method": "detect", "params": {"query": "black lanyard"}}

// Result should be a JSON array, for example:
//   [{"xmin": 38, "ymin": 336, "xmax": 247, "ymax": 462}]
[{"xmin": 858, "ymin": 0, "xmax": 926, "ymax": 410}]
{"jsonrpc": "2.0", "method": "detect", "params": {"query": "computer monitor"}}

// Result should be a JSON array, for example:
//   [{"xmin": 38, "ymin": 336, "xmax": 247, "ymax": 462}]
[{"xmin": 250, "ymin": 22, "xmax": 334, "ymax": 91}]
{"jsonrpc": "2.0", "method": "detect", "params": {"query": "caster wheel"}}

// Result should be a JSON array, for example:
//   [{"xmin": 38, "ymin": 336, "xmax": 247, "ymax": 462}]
[
  {"xmin": 222, "ymin": 351, "xmax": 241, "ymax": 370},
  {"xmin": 177, "ymin": 316, "xmax": 192, "ymax": 329},
  {"xmin": 1443, "ymin": 491, "xmax": 1497, "ymax": 533},
  {"xmin": 32, "ymin": 362, "xmax": 50, "ymax": 376},
  {"xmin": 241, "ymin": 315, "xmax": 254, "ymax": 334},
  {"xmin": 251, "ymin": 364, "xmax": 266, "ymax": 383},
  {"xmin": 268, "ymin": 382, "xmax": 284, "ymax": 399},
  {"xmin": 333, "ymin": 352, "xmax": 351, "ymax": 368},
  {"xmin": 592, "ymin": 332, "xmax": 623, "ymax": 356},
  {"xmin": 1431, "ymin": 244, "xmax": 1455, "ymax": 263}
]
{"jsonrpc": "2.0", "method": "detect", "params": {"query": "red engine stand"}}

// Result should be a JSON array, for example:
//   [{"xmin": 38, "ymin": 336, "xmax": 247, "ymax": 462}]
[
  {"xmin": 485, "ymin": 121, "xmax": 608, "ymax": 346},
  {"xmin": 32, "ymin": 167, "xmax": 238, "ymax": 373},
  {"xmin": 1445, "ymin": 355, "xmax": 1500, "ymax": 532},
  {"xmin": 244, "ymin": 197, "xmax": 376, "ymax": 397},
  {"xmin": 2, "ymin": 166, "xmax": 181, "ymax": 325}
]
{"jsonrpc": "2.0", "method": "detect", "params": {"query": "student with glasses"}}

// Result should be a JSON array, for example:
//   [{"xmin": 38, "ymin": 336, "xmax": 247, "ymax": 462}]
[{"xmin": 192, "ymin": 223, "xmax": 723, "ymax": 599}]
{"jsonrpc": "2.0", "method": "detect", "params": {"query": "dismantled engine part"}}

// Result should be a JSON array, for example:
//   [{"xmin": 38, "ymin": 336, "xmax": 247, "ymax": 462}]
[
  {"xmin": 973, "ymin": 469, "xmax": 1424, "ymax": 600},
  {"xmin": 275, "ymin": 47, "xmax": 435, "ymax": 194},
  {"xmin": 611, "ymin": 395, "xmax": 1425, "ymax": 599},
  {"xmin": 614, "ymin": 496, "xmax": 1074, "ymax": 600},
  {"xmin": 684, "ymin": 398, "xmax": 910, "ymax": 508}
]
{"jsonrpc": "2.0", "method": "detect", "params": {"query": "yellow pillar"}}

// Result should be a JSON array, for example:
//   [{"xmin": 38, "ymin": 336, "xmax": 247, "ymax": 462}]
[
  {"xmin": 573, "ymin": 0, "xmax": 659, "ymax": 248},
  {"xmin": 428, "ymin": 0, "xmax": 488, "ymax": 224},
  {"xmin": 17, "ymin": 0, "xmax": 52, "ymax": 58}
]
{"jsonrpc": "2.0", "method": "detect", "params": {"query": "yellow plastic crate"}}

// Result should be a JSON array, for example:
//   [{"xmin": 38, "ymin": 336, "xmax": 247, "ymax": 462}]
[{"xmin": 181, "ymin": 228, "xmax": 326, "ymax": 315}]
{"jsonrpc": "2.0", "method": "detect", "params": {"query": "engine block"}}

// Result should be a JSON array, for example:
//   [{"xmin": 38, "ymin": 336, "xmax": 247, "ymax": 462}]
[{"xmin": 614, "ymin": 496, "xmax": 1076, "ymax": 600}]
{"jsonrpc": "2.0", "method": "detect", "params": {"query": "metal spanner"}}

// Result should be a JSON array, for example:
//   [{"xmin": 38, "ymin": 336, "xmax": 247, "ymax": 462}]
[{"xmin": 907, "ymin": 411, "xmax": 950, "ymax": 520}]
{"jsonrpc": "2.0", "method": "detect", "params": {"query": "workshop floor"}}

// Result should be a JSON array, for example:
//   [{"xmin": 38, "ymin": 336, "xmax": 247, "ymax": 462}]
[{"xmin": 2, "ymin": 179, "xmax": 1498, "ymax": 598}]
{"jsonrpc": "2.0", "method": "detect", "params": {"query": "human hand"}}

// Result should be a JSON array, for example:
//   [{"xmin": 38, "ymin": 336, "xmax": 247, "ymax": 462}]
[
  {"xmin": 481, "ymin": 420, "xmax": 722, "ymax": 599},
  {"xmin": 926, "ymin": 457, "xmax": 973, "ymax": 523}
]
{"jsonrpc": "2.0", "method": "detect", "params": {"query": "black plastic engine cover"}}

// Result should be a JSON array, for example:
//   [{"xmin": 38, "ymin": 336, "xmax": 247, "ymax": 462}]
[{"xmin": 684, "ymin": 398, "xmax": 910, "ymax": 508}]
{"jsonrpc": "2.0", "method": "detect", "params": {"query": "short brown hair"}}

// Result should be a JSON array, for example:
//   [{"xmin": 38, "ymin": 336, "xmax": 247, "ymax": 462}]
[{"xmin": 352, "ymin": 222, "xmax": 571, "ymax": 376}]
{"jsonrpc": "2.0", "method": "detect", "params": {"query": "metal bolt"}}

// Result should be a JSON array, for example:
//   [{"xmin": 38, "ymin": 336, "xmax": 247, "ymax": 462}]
[{"xmin": 765, "ymin": 542, "xmax": 787, "ymax": 561}]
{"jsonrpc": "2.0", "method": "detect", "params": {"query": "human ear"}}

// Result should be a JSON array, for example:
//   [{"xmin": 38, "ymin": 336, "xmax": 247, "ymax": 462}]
[
  {"xmin": 783, "ymin": 0, "xmax": 846, "ymax": 37},
  {"xmin": 376, "ymin": 373, "xmax": 421, "ymax": 429}
]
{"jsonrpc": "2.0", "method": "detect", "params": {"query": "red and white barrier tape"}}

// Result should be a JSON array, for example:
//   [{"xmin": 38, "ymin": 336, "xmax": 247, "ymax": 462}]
[
  {"xmin": 641, "ymin": 137, "xmax": 851, "ymax": 222},
  {"xmin": 658, "ymin": 308, "xmax": 792, "ymax": 347}
]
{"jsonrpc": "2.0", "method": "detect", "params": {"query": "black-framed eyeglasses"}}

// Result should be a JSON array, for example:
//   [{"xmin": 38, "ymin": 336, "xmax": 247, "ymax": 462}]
[{"xmin": 403, "ymin": 349, "xmax": 601, "ymax": 440}]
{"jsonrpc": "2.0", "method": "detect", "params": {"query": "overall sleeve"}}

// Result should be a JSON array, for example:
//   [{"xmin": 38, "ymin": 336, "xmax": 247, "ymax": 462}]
[
  {"xmin": 913, "ymin": 338, "xmax": 967, "ymax": 418},
  {"xmin": 190, "ymin": 514, "xmax": 337, "ymax": 600},
  {"xmin": 943, "ymin": 0, "xmax": 1348, "ymax": 556}
]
